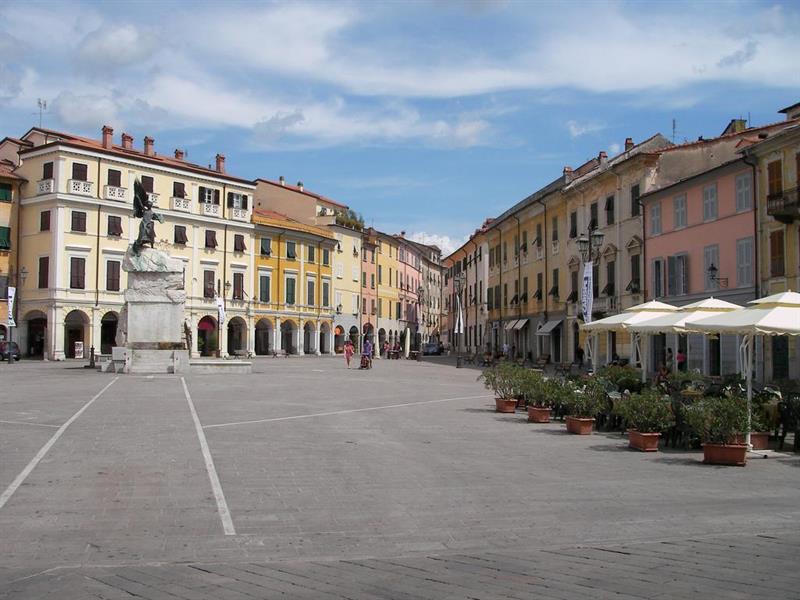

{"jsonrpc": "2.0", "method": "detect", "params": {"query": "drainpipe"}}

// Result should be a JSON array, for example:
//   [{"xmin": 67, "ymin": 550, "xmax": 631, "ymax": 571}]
[
  {"xmin": 742, "ymin": 152, "xmax": 760, "ymax": 299},
  {"xmin": 219, "ymin": 223, "xmax": 228, "ymax": 358}
]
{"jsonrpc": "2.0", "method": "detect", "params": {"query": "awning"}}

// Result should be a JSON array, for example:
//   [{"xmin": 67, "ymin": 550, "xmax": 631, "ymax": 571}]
[
  {"xmin": 513, "ymin": 318, "xmax": 528, "ymax": 330},
  {"xmin": 536, "ymin": 319, "xmax": 562, "ymax": 336},
  {"xmin": 504, "ymin": 320, "xmax": 519, "ymax": 330}
]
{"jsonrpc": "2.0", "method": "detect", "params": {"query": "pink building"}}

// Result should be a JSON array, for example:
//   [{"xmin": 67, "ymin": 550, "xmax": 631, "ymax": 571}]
[{"xmin": 360, "ymin": 228, "xmax": 379, "ymax": 349}]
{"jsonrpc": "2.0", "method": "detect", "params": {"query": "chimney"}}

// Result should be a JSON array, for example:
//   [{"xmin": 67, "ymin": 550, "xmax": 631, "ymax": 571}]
[
  {"xmin": 121, "ymin": 133, "xmax": 133, "ymax": 150},
  {"xmin": 279, "ymin": 176, "xmax": 285, "ymax": 186},
  {"xmin": 215, "ymin": 153, "xmax": 225, "ymax": 173},
  {"xmin": 297, "ymin": 180, "xmax": 303, "ymax": 191},
  {"xmin": 102, "ymin": 125, "xmax": 113, "ymax": 149},
  {"xmin": 598, "ymin": 151, "xmax": 608, "ymax": 163},
  {"xmin": 562, "ymin": 166, "xmax": 573, "ymax": 182},
  {"xmin": 400, "ymin": 230, "xmax": 406, "ymax": 237},
  {"xmin": 624, "ymin": 137, "xmax": 634, "ymax": 151},
  {"xmin": 174, "ymin": 149, "xmax": 185, "ymax": 160},
  {"xmin": 143, "ymin": 136, "xmax": 154, "ymax": 156}
]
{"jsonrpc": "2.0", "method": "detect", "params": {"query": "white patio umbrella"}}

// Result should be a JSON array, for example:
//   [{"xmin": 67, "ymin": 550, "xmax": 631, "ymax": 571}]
[
  {"xmin": 690, "ymin": 291, "xmax": 800, "ymax": 448},
  {"xmin": 403, "ymin": 327, "xmax": 411, "ymax": 359},
  {"xmin": 623, "ymin": 298, "xmax": 741, "ymax": 376},
  {"xmin": 580, "ymin": 300, "xmax": 677, "ymax": 378}
]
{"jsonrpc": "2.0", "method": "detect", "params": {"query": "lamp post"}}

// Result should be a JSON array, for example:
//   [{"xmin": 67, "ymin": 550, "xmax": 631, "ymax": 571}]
[
  {"xmin": 6, "ymin": 266, "xmax": 27, "ymax": 366},
  {"xmin": 707, "ymin": 263, "xmax": 728, "ymax": 288},
  {"xmin": 417, "ymin": 285, "xmax": 425, "ymax": 361},
  {"xmin": 577, "ymin": 227, "xmax": 604, "ymax": 372},
  {"xmin": 454, "ymin": 272, "xmax": 465, "ymax": 368}
]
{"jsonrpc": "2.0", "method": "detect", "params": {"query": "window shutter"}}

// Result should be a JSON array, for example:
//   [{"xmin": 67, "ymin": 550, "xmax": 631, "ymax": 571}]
[
  {"xmin": 107, "ymin": 169, "xmax": 121, "ymax": 187},
  {"xmin": 173, "ymin": 182, "xmax": 185, "ymax": 198},
  {"xmin": 214, "ymin": 189, "xmax": 220, "ymax": 205},
  {"xmin": 42, "ymin": 162, "xmax": 53, "ymax": 180},
  {"xmin": 72, "ymin": 163, "xmax": 88, "ymax": 181},
  {"xmin": 198, "ymin": 186, "xmax": 205, "ymax": 202},
  {"xmin": 227, "ymin": 192, "xmax": 234, "ymax": 208},
  {"xmin": 141, "ymin": 175, "xmax": 154, "ymax": 193},
  {"xmin": 38, "ymin": 256, "xmax": 49, "ymax": 289},
  {"xmin": 242, "ymin": 195, "xmax": 248, "ymax": 209},
  {"xmin": 681, "ymin": 256, "xmax": 689, "ymax": 295},
  {"xmin": 667, "ymin": 256, "xmax": 676, "ymax": 296}
]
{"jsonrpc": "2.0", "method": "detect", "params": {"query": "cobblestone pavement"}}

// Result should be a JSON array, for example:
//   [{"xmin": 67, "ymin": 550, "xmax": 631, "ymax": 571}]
[{"xmin": 0, "ymin": 358, "xmax": 798, "ymax": 599}]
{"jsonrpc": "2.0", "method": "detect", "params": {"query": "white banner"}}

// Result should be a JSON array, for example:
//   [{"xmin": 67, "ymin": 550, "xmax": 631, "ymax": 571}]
[
  {"xmin": 216, "ymin": 296, "xmax": 226, "ymax": 326},
  {"xmin": 581, "ymin": 262, "xmax": 593, "ymax": 324},
  {"xmin": 7, "ymin": 286, "xmax": 15, "ymax": 327},
  {"xmin": 454, "ymin": 293, "xmax": 464, "ymax": 335}
]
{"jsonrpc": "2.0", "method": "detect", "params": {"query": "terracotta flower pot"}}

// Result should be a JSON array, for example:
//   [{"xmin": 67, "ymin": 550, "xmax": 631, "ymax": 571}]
[
  {"xmin": 628, "ymin": 430, "xmax": 660, "ymax": 452},
  {"xmin": 730, "ymin": 432, "xmax": 770, "ymax": 450},
  {"xmin": 495, "ymin": 398, "xmax": 517, "ymax": 413},
  {"xmin": 527, "ymin": 406, "xmax": 551, "ymax": 423},
  {"xmin": 702, "ymin": 443, "xmax": 748, "ymax": 466},
  {"xmin": 565, "ymin": 416, "xmax": 594, "ymax": 435}
]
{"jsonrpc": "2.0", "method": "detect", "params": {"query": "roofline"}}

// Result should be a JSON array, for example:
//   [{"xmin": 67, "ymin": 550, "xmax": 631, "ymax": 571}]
[
  {"xmin": 738, "ymin": 122, "xmax": 800, "ymax": 156},
  {"xmin": 779, "ymin": 101, "xmax": 800, "ymax": 114},
  {"xmin": 254, "ymin": 178, "xmax": 349, "ymax": 209},
  {"xmin": 638, "ymin": 156, "xmax": 745, "ymax": 202},
  {"xmin": 486, "ymin": 175, "xmax": 565, "ymax": 233}
]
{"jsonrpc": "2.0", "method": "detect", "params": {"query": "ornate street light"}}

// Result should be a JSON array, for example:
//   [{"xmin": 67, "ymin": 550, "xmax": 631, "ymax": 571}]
[
  {"xmin": 707, "ymin": 263, "xmax": 728, "ymax": 288},
  {"xmin": 454, "ymin": 272, "xmax": 466, "ymax": 368}
]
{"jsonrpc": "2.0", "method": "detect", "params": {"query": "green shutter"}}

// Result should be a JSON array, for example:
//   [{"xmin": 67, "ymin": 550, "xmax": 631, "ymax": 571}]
[
  {"xmin": 0, "ymin": 183, "xmax": 12, "ymax": 202},
  {"xmin": 0, "ymin": 226, "xmax": 10, "ymax": 250}
]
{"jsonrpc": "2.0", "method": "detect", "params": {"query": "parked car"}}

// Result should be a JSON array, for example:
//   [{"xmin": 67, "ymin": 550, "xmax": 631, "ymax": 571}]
[
  {"xmin": 0, "ymin": 341, "xmax": 21, "ymax": 361},
  {"xmin": 423, "ymin": 342, "xmax": 443, "ymax": 355}
]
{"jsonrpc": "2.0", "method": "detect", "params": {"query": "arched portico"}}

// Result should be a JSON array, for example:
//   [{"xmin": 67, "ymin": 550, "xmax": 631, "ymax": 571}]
[
  {"xmin": 303, "ymin": 321, "xmax": 315, "ymax": 354},
  {"xmin": 198, "ymin": 316, "xmax": 217, "ymax": 357},
  {"xmin": 227, "ymin": 316, "xmax": 247, "ymax": 356},
  {"xmin": 334, "ymin": 325, "xmax": 345, "ymax": 354},
  {"xmin": 281, "ymin": 320, "xmax": 297, "ymax": 355},
  {"xmin": 100, "ymin": 311, "xmax": 119, "ymax": 354},
  {"xmin": 64, "ymin": 310, "xmax": 90, "ymax": 358},
  {"xmin": 255, "ymin": 318, "xmax": 273, "ymax": 355},
  {"xmin": 23, "ymin": 310, "xmax": 47, "ymax": 358},
  {"xmin": 320, "ymin": 322, "xmax": 331, "ymax": 354}
]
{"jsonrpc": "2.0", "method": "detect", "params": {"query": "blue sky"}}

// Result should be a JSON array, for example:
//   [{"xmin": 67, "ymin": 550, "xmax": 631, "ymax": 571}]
[{"xmin": 1, "ymin": 0, "xmax": 798, "ymax": 253}]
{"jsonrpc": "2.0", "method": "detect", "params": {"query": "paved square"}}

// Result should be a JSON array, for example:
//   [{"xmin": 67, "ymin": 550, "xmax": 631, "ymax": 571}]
[{"xmin": 0, "ymin": 357, "xmax": 799, "ymax": 599}]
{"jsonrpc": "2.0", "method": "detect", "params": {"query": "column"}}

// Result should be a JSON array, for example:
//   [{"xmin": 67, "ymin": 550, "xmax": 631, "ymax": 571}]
[
  {"xmin": 51, "ymin": 306, "xmax": 65, "ymax": 361},
  {"xmin": 274, "ymin": 317, "xmax": 282, "ymax": 355},
  {"xmin": 315, "ymin": 320, "xmax": 321, "ymax": 356},
  {"xmin": 327, "ymin": 325, "xmax": 333, "ymax": 355},
  {"xmin": 219, "ymin": 317, "xmax": 228, "ymax": 358},
  {"xmin": 192, "ymin": 314, "xmax": 201, "ymax": 358},
  {"xmin": 91, "ymin": 307, "xmax": 101, "ymax": 358},
  {"xmin": 247, "ymin": 315, "xmax": 255, "ymax": 357},
  {"xmin": 297, "ymin": 319, "xmax": 304, "ymax": 355}
]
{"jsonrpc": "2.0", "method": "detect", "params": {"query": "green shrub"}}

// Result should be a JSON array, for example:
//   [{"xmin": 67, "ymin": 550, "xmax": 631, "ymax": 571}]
[
  {"xmin": 564, "ymin": 376, "xmax": 608, "ymax": 418},
  {"xmin": 614, "ymin": 388, "xmax": 674, "ymax": 433},
  {"xmin": 684, "ymin": 395, "xmax": 748, "ymax": 444},
  {"xmin": 478, "ymin": 361, "xmax": 523, "ymax": 399}
]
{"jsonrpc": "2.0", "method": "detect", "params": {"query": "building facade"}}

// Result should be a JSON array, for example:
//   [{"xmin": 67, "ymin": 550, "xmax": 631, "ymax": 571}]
[
  {"xmin": 0, "ymin": 155, "xmax": 24, "ymax": 344},
  {"xmin": 330, "ymin": 223, "xmax": 362, "ymax": 353}
]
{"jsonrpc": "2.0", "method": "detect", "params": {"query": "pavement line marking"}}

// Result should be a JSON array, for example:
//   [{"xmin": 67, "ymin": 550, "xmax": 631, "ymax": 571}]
[
  {"xmin": 0, "ymin": 377, "xmax": 118, "ymax": 511},
  {"xmin": 203, "ymin": 394, "xmax": 495, "ymax": 429},
  {"xmin": 181, "ymin": 377, "xmax": 236, "ymax": 536},
  {"xmin": 0, "ymin": 420, "xmax": 60, "ymax": 429}
]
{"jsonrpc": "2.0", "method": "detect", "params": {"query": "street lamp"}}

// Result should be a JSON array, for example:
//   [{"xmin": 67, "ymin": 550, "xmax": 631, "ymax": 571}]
[
  {"xmin": 577, "ymin": 226, "xmax": 603, "ymax": 373},
  {"xmin": 417, "ymin": 285, "xmax": 424, "ymax": 361},
  {"xmin": 707, "ymin": 263, "xmax": 728, "ymax": 288},
  {"xmin": 454, "ymin": 272, "xmax": 465, "ymax": 368}
]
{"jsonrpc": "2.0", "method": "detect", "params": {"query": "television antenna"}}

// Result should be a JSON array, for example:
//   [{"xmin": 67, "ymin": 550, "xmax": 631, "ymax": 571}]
[{"xmin": 36, "ymin": 99, "xmax": 47, "ymax": 127}]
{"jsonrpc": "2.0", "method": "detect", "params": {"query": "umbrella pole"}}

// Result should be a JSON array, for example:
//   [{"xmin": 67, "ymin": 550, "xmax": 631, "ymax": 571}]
[{"xmin": 742, "ymin": 334, "xmax": 753, "ymax": 450}]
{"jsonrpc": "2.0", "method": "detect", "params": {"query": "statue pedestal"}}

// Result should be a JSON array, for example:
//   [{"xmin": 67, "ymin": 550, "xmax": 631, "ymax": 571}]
[{"xmin": 117, "ymin": 247, "xmax": 189, "ymax": 374}]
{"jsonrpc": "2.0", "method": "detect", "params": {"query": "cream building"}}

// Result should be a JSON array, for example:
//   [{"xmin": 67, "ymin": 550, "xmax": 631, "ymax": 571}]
[
  {"xmin": 12, "ymin": 126, "xmax": 255, "ymax": 360},
  {"xmin": 330, "ymin": 223, "xmax": 363, "ymax": 352}
]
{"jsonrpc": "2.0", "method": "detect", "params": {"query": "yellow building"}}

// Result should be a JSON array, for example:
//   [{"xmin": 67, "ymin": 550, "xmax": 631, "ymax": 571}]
[
  {"xmin": 252, "ymin": 210, "xmax": 336, "ymax": 355},
  {"xmin": 376, "ymin": 231, "xmax": 401, "ymax": 349},
  {"xmin": 12, "ymin": 125, "xmax": 255, "ymax": 360},
  {"xmin": 0, "ymin": 157, "xmax": 25, "ymax": 344}
]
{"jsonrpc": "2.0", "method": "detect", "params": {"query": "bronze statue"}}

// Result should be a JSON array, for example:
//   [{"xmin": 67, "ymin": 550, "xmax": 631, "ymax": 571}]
[{"xmin": 132, "ymin": 178, "xmax": 165, "ymax": 255}]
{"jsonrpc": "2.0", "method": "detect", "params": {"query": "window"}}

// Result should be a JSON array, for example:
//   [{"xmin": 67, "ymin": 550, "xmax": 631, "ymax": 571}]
[
  {"xmin": 702, "ymin": 184, "xmax": 718, "ymax": 221},
  {"xmin": 549, "ymin": 268, "xmax": 559, "ymax": 297},
  {"xmin": 650, "ymin": 203, "xmax": 661, "ymax": 235},
  {"xmin": 570, "ymin": 270, "xmax": 578, "ymax": 303},
  {"xmin": 371, "ymin": 249, "xmax": 375, "ymax": 263},
  {"xmin": 605, "ymin": 195, "xmax": 615, "ymax": 225},
  {"xmin": 38, "ymin": 256, "xmax": 49, "ymax": 289},
  {"xmin": 107, "ymin": 215, "xmax": 123, "ymax": 237},
  {"xmin": 629, "ymin": 254, "xmax": 640, "ymax": 293},
  {"xmin": 503, "ymin": 282, "xmax": 508, "ymax": 306},
  {"xmin": 140, "ymin": 175, "xmax": 154, "ymax": 194},
  {"xmin": 233, "ymin": 234, "xmax": 246, "ymax": 252},
  {"xmin": 569, "ymin": 211, "xmax": 577, "ymax": 238},
  {"xmin": 322, "ymin": 248, "xmax": 330, "ymax": 266},
  {"xmin": 307, "ymin": 245, "xmax": 315, "ymax": 263},
  {"xmin": 233, "ymin": 272, "xmax": 244, "ymax": 300},
  {"xmin": 592, "ymin": 264, "xmax": 599, "ymax": 299},
  {"xmin": 174, "ymin": 225, "xmax": 188, "ymax": 245},
  {"xmin": 362, "ymin": 272, "xmax": 366, "ymax": 288},
  {"xmin": 667, "ymin": 254, "xmax": 689, "ymax": 296},
  {"xmin": 259, "ymin": 273, "xmax": 271, "ymax": 303},
  {"xmin": 396, "ymin": 301, "xmax": 401, "ymax": 319},
  {"xmin": 71, "ymin": 163, "xmax": 88, "ymax": 181},
  {"xmin": 704, "ymin": 245, "xmax": 719, "ymax": 291},
  {"xmin": 652, "ymin": 258, "xmax": 664, "ymax": 298},
  {"xmin": 362, "ymin": 298, "xmax": 367, "ymax": 314},
  {"xmin": 370, "ymin": 273, "xmax": 375, "ymax": 289},
  {"xmin": 673, "ymin": 194, "xmax": 687, "ymax": 229},
  {"xmin": 536, "ymin": 272, "xmax": 543, "ymax": 299},
  {"xmin": 353, "ymin": 265, "xmax": 359, "ymax": 281},
  {"xmin": 503, "ymin": 241, "xmax": 507, "ymax": 264},
  {"xmin": 335, "ymin": 291, "xmax": 342, "ymax": 309},
  {"xmin": 521, "ymin": 230, "xmax": 528, "ymax": 253},
  {"xmin": 106, "ymin": 260, "xmax": 121, "ymax": 291},
  {"xmin": 371, "ymin": 299, "xmax": 376, "ymax": 315},
  {"xmin": 589, "ymin": 202, "xmax": 598, "ymax": 230},
  {"xmin": 630, "ymin": 184, "xmax": 641, "ymax": 217},
  {"xmin": 226, "ymin": 192, "xmax": 248, "ymax": 209},
  {"xmin": 69, "ymin": 257, "xmax": 85, "ymax": 289},
  {"xmin": 198, "ymin": 186, "xmax": 220, "ymax": 204},
  {"xmin": 736, "ymin": 237, "xmax": 753, "ymax": 287},
  {"xmin": 535, "ymin": 223, "xmax": 543, "ymax": 247},
  {"xmin": 513, "ymin": 234, "xmax": 519, "ymax": 257},
  {"xmin": 286, "ymin": 241, "xmax": 296, "ymax": 259},
  {"xmin": 0, "ymin": 182, "xmax": 11, "ymax": 202},
  {"xmin": 378, "ymin": 265, "xmax": 383, "ymax": 284},
  {"xmin": 322, "ymin": 280, "xmax": 330, "ymax": 307},
  {"xmin": 552, "ymin": 216, "xmax": 558, "ymax": 241},
  {"xmin": 71, "ymin": 211, "xmax": 87, "ymax": 232},
  {"xmin": 260, "ymin": 238, "xmax": 272, "ymax": 256},
  {"xmin": 767, "ymin": 160, "xmax": 783, "ymax": 197},
  {"xmin": 336, "ymin": 262, "xmax": 343, "ymax": 278},
  {"xmin": 604, "ymin": 261, "xmax": 615, "ymax": 295},
  {"xmin": 42, "ymin": 162, "xmax": 53, "ymax": 180},
  {"xmin": 770, "ymin": 229, "xmax": 785, "ymax": 277},
  {"xmin": 107, "ymin": 169, "xmax": 121, "ymax": 187},
  {"xmin": 173, "ymin": 182, "xmax": 186, "ymax": 198},
  {"xmin": 285, "ymin": 277, "xmax": 296, "ymax": 305},
  {"xmin": 203, "ymin": 270, "xmax": 215, "ymax": 298},
  {"xmin": 488, "ymin": 288, "xmax": 494, "ymax": 311},
  {"xmin": 40, "ymin": 210, "xmax": 50, "ymax": 232},
  {"xmin": 522, "ymin": 276, "xmax": 529, "ymax": 303},
  {"xmin": 204, "ymin": 230, "xmax": 217, "ymax": 249},
  {"xmin": 735, "ymin": 172, "xmax": 752, "ymax": 212}
]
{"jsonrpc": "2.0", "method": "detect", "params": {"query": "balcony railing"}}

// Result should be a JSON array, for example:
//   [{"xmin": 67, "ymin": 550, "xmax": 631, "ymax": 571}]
[
  {"xmin": 230, "ymin": 207, "xmax": 248, "ymax": 221},
  {"xmin": 171, "ymin": 196, "xmax": 191, "ymax": 212},
  {"xmin": 68, "ymin": 179, "xmax": 94, "ymax": 196},
  {"xmin": 103, "ymin": 185, "xmax": 127, "ymax": 201},
  {"xmin": 147, "ymin": 192, "xmax": 160, "ymax": 206},
  {"xmin": 767, "ymin": 188, "xmax": 799, "ymax": 224},
  {"xmin": 38, "ymin": 179, "xmax": 54, "ymax": 195},
  {"xmin": 592, "ymin": 296, "xmax": 616, "ymax": 314},
  {"xmin": 201, "ymin": 202, "xmax": 220, "ymax": 217}
]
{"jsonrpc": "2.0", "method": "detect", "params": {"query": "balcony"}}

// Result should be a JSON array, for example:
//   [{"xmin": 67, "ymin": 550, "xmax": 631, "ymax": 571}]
[
  {"xmin": 767, "ymin": 188, "xmax": 799, "ymax": 224},
  {"xmin": 38, "ymin": 179, "xmax": 54, "ymax": 195},
  {"xmin": 551, "ymin": 240, "xmax": 560, "ymax": 255},
  {"xmin": 147, "ymin": 192, "xmax": 160, "ymax": 206},
  {"xmin": 171, "ymin": 196, "xmax": 191, "ymax": 212},
  {"xmin": 68, "ymin": 179, "xmax": 94, "ymax": 196},
  {"xmin": 103, "ymin": 185, "xmax": 127, "ymax": 202},
  {"xmin": 201, "ymin": 203, "xmax": 220, "ymax": 217},
  {"xmin": 592, "ymin": 296, "xmax": 616, "ymax": 314},
  {"xmin": 230, "ymin": 207, "xmax": 248, "ymax": 222}
]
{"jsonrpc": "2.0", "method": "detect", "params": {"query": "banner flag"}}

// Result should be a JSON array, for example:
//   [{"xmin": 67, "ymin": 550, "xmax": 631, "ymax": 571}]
[
  {"xmin": 216, "ymin": 296, "xmax": 226, "ymax": 326},
  {"xmin": 7, "ymin": 286, "xmax": 15, "ymax": 327},
  {"xmin": 454, "ymin": 293, "xmax": 464, "ymax": 335},
  {"xmin": 581, "ymin": 262, "xmax": 593, "ymax": 324}
]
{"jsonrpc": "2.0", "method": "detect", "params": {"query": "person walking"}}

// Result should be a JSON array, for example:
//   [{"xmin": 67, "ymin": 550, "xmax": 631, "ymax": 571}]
[
  {"xmin": 363, "ymin": 338, "xmax": 373, "ymax": 369},
  {"xmin": 576, "ymin": 346, "xmax": 584, "ymax": 368},
  {"xmin": 344, "ymin": 340, "xmax": 354, "ymax": 369},
  {"xmin": 676, "ymin": 349, "xmax": 687, "ymax": 372},
  {"xmin": 665, "ymin": 347, "xmax": 674, "ymax": 371}
]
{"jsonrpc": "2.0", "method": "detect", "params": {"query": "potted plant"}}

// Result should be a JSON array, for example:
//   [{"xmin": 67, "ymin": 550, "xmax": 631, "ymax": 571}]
[
  {"xmin": 521, "ymin": 371, "xmax": 554, "ymax": 423},
  {"xmin": 563, "ymin": 377, "xmax": 608, "ymax": 434},
  {"xmin": 479, "ymin": 361, "xmax": 521, "ymax": 413},
  {"xmin": 730, "ymin": 392, "xmax": 772, "ymax": 450},
  {"xmin": 614, "ymin": 388, "xmax": 675, "ymax": 451},
  {"xmin": 598, "ymin": 365, "xmax": 644, "ymax": 394},
  {"xmin": 684, "ymin": 395, "xmax": 749, "ymax": 466}
]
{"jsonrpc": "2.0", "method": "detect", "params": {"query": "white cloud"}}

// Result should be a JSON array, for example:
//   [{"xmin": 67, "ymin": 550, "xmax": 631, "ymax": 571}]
[
  {"xmin": 76, "ymin": 24, "xmax": 159, "ymax": 72},
  {"xmin": 608, "ymin": 142, "xmax": 621, "ymax": 155},
  {"xmin": 566, "ymin": 120, "xmax": 605, "ymax": 138},
  {"xmin": 51, "ymin": 91, "xmax": 118, "ymax": 129},
  {"xmin": 408, "ymin": 232, "xmax": 466, "ymax": 255}
]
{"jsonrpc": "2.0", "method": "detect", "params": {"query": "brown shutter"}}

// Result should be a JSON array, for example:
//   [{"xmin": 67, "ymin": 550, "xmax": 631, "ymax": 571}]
[
  {"xmin": 227, "ymin": 192, "xmax": 234, "ymax": 208},
  {"xmin": 141, "ymin": 175, "xmax": 154, "ymax": 193},
  {"xmin": 107, "ymin": 169, "xmax": 122, "ymax": 187},
  {"xmin": 173, "ymin": 182, "xmax": 185, "ymax": 198},
  {"xmin": 174, "ymin": 225, "xmax": 188, "ymax": 245},
  {"xmin": 72, "ymin": 163, "xmax": 88, "ymax": 181},
  {"xmin": 234, "ymin": 273, "xmax": 243, "ymax": 299},
  {"xmin": 40, "ymin": 210, "xmax": 50, "ymax": 231},
  {"xmin": 242, "ymin": 195, "xmax": 248, "ymax": 209},
  {"xmin": 205, "ymin": 230, "xmax": 217, "ymax": 248},
  {"xmin": 204, "ymin": 270, "xmax": 215, "ymax": 297},
  {"xmin": 213, "ymin": 189, "xmax": 220, "ymax": 205},
  {"xmin": 107, "ymin": 261, "xmax": 120, "ymax": 291},
  {"xmin": 234, "ymin": 234, "xmax": 246, "ymax": 252},
  {"xmin": 197, "ymin": 186, "xmax": 205, "ymax": 201},
  {"xmin": 42, "ymin": 162, "xmax": 53, "ymax": 180},
  {"xmin": 38, "ymin": 256, "xmax": 49, "ymax": 288},
  {"xmin": 767, "ymin": 161, "xmax": 782, "ymax": 197}
]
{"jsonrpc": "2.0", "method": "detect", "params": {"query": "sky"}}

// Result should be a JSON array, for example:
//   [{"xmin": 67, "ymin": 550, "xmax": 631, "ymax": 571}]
[{"xmin": 1, "ymin": 0, "xmax": 799, "ymax": 254}]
